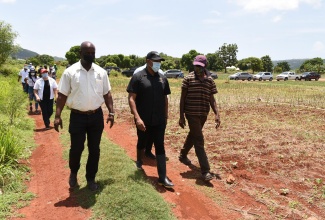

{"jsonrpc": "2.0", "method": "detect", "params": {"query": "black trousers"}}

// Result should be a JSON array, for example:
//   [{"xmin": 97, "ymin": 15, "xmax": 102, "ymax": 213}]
[
  {"xmin": 39, "ymin": 99, "xmax": 54, "ymax": 127},
  {"xmin": 137, "ymin": 123, "xmax": 166, "ymax": 156},
  {"xmin": 68, "ymin": 108, "xmax": 104, "ymax": 181}
]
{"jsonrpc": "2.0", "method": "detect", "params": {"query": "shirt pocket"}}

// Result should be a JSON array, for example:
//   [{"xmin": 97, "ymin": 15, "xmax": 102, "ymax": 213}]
[{"xmin": 95, "ymin": 79, "xmax": 103, "ymax": 96}]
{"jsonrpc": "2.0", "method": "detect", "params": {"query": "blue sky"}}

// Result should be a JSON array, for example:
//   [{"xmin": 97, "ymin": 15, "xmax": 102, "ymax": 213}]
[{"xmin": 1, "ymin": 0, "xmax": 324, "ymax": 60}]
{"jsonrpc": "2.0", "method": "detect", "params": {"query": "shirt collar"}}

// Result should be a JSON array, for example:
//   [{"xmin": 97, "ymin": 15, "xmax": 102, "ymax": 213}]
[{"xmin": 78, "ymin": 60, "xmax": 94, "ymax": 71}]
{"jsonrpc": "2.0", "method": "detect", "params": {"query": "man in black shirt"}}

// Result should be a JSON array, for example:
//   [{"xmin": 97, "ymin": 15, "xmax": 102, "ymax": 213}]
[{"xmin": 127, "ymin": 51, "xmax": 174, "ymax": 188}]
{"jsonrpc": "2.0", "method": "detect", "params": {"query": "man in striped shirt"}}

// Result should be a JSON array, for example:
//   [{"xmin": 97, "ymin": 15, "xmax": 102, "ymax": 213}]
[{"xmin": 178, "ymin": 55, "xmax": 221, "ymax": 181}]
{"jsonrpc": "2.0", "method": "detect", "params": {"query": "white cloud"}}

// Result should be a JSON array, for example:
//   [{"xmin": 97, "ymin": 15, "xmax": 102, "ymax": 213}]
[
  {"xmin": 0, "ymin": 0, "xmax": 15, "ymax": 3},
  {"xmin": 313, "ymin": 41, "xmax": 324, "ymax": 51},
  {"xmin": 233, "ymin": 0, "xmax": 322, "ymax": 13},
  {"xmin": 272, "ymin": 15, "xmax": 283, "ymax": 22},
  {"xmin": 136, "ymin": 15, "xmax": 171, "ymax": 26},
  {"xmin": 202, "ymin": 19, "xmax": 223, "ymax": 24},
  {"xmin": 210, "ymin": 10, "xmax": 222, "ymax": 16}
]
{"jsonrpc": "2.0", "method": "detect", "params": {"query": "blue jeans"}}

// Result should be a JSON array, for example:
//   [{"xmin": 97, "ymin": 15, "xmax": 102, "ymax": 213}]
[{"xmin": 28, "ymin": 86, "xmax": 39, "ymax": 110}]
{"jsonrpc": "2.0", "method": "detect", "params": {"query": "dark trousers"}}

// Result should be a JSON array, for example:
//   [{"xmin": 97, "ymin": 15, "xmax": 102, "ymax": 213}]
[
  {"xmin": 137, "ymin": 123, "xmax": 166, "ymax": 156},
  {"xmin": 69, "ymin": 109, "xmax": 104, "ymax": 181},
  {"xmin": 22, "ymin": 82, "xmax": 28, "ymax": 93},
  {"xmin": 180, "ymin": 114, "xmax": 210, "ymax": 174},
  {"xmin": 39, "ymin": 99, "xmax": 54, "ymax": 127}
]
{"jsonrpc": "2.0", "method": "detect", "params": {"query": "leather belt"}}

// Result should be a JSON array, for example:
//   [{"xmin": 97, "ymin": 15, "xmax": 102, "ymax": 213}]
[{"xmin": 71, "ymin": 107, "xmax": 101, "ymax": 115}]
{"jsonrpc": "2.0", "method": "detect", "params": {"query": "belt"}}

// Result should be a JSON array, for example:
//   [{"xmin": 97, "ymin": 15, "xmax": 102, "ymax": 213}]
[{"xmin": 71, "ymin": 107, "xmax": 101, "ymax": 115}]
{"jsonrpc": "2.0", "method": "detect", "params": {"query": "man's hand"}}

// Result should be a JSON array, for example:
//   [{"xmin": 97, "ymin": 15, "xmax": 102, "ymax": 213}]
[
  {"xmin": 179, "ymin": 116, "xmax": 186, "ymax": 129},
  {"xmin": 106, "ymin": 115, "xmax": 114, "ymax": 128},
  {"xmin": 54, "ymin": 117, "xmax": 63, "ymax": 132},
  {"xmin": 215, "ymin": 114, "xmax": 221, "ymax": 129},
  {"xmin": 135, "ymin": 117, "xmax": 146, "ymax": 131}
]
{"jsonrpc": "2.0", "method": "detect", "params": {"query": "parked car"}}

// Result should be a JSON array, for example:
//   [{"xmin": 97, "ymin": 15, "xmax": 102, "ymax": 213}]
[
  {"xmin": 276, "ymin": 71, "xmax": 300, "ymax": 81},
  {"xmin": 300, "ymin": 72, "xmax": 320, "ymax": 81},
  {"xmin": 253, "ymin": 72, "xmax": 273, "ymax": 81},
  {"xmin": 122, "ymin": 67, "xmax": 138, "ymax": 77},
  {"xmin": 164, "ymin": 69, "xmax": 184, "ymax": 78},
  {"xmin": 209, "ymin": 71, "xmax": 218, "ymax": 79},
  {"xmin": 105, "ymin": 66, "xmax": 121, "ymax": 76},
  {"xmin": 229, "ymin": 72, "xmax": 253, "ymax": 81}
]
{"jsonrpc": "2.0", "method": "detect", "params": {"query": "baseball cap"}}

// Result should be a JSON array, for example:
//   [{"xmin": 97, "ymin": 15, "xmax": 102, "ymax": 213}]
[
  {"xmin": 40, "ymin": 69, "xmax": 48, "ymax": 73},
  {"xmin": 193, "ymin": 55, "xmax": 207, "ymax": 67},
  {"xmin": 146, "ymin": 51, "xmax": 165, "ymax": 61}
]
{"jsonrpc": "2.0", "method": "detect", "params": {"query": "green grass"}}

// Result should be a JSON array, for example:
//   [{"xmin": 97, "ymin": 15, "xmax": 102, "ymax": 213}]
[{"xmin": 59, "ymin": 108, "xmax": 176, "ymax": 220}]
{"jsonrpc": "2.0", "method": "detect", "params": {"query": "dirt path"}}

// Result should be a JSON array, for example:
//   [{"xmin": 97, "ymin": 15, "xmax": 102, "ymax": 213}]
[
  {"xmin": 12, "ymin": 113, "xmax": 91, "ymax": 220},
  {"xmin": 13, "ymin": 111, "xmax": 242, "ymax": 220},
  {"xmin": 103, "ymin": 118, "xmax": 241, "ymax": 220}
]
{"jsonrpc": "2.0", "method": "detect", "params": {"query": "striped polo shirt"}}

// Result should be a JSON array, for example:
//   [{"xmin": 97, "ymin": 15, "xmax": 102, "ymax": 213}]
[{"xmin": 182, "ymin": 72, "xmax": 218, "ymax": 116}]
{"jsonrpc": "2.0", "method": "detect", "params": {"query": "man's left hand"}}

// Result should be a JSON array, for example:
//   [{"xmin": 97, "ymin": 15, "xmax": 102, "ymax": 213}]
[
  {"xmin": 106, "ymin": 115, "xmax": 114, "ymax": 128},
  {"xmin": 215, "ymin": 114, "xmax": 221, "ymax": 129}
]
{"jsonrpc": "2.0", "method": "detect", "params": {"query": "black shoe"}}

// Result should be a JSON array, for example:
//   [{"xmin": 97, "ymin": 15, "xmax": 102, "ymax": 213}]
[
  {"xmin": 179, "ymin": 155, "xmax": 191, "ymax": 166},
  {"xmin": 145, "ymin": 151, "xmax": 156, "ymax": 159},
  {"xmin": 136, "ymin": 160, "xmax": 143, "ymax": 170},
  {"xmin": 158, "ymin": 177, "xmax": 174, "ymax": 188},
  {"xmin": 69, "ymin": 173, "xmax": 78, "ymax": 188},
  {"xmin": 202, "ymin": 172, "xmax": 214, "ymax": 181},
  {"xmin": 87, "ymin": 180, "xmax": 99, "ymax": 191}
]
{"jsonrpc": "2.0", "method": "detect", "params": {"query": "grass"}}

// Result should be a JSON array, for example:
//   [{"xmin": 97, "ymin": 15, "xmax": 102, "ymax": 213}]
[
  {"xmin": 110, "ymin": 74, "xmax": 325, "ymax": 219},
  {"xmin": 59, "ymin": 107, "xmax": 176, "ymax": 220}
]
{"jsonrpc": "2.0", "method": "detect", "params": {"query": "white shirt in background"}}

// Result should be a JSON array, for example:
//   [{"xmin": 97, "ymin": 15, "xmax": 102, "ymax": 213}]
[{"xmin": 34, "ymin": 77, "xmax": 58, "ymax": 100}]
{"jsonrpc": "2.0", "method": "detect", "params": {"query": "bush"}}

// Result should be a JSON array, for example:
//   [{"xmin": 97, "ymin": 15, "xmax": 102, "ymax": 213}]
[
  {"xmin": 0, "ymin": 67, "xmax": 15, "ymax": 76},
  {"xmin": 0, "ymin": 122, "xmax": 24, "ymax": 187},
  {"xmin": 109, "ymin": 69, "xmax": 123, "ymax": 77}
]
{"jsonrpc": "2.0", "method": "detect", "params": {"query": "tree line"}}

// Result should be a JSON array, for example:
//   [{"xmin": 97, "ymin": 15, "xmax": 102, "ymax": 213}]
[{"xmin": 1, "ymin": 20, "xmax": 324, "ymax": 74}]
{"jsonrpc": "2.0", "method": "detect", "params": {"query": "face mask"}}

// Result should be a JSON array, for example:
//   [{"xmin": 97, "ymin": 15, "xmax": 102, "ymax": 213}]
[
  {"xmin": 83, "ymin": 54, "xmax": 95, "ymax": 64},
  {"xmin": 194, "ymin": 66, "xmax": 205, "ymax": 76},
  {"xmin": 42, "ymin": 73, "xmax": 48, "ymax": 78},
  {"xmin": 31, "ymin": 72, "xmax": 35, "ymax": 76},
  {"xmin": 150, "ymin": 62, "xmax": 161, "ymax": 72}
]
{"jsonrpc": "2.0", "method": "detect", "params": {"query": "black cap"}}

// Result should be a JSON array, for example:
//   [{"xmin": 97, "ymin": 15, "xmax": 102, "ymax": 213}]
[{"xmin": 146, "ymin": 51, "xmax": 165, "ymax": 61}]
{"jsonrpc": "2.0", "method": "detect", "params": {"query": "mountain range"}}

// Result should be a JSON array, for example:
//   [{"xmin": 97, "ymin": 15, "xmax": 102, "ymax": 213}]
[
  {"xmin": 13, "ymin": 48, "xmax": 310, "ymax": 70},
  {"xmin": 12, "ymin": 48, "xmax": 66, "ymax": 61}
]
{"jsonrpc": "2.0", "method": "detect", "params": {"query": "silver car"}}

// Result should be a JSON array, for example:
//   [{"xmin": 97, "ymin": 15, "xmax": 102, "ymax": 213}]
[
  {"xmin": 229, "ymin": 72, "xmax": 253, "ymax": 81},
  {"xmin": 253, "ymin": 72, "xmax": 273, "ymax": 81}
]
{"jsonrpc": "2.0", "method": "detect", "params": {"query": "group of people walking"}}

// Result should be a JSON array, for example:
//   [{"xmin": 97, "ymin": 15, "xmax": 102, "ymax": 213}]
[
  {"xmin": 21, "ymin": 41, "xmax": 221, "ymax": 191},
  {"xmin": 18, "ymin": 64, "xmax": 58, "ymax": 129}
]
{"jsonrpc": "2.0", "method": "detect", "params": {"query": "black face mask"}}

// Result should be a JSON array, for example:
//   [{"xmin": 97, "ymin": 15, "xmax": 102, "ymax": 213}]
[{"xmin": 83, "ymin": 54, "xmax": 95, "ymax": 64}]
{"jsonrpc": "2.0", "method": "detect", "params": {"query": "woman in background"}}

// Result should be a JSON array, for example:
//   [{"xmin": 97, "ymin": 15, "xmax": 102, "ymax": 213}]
[
  {"xmin": 25, "ymin": 66, "xmax": 40, "ymax": 114},
  {"xmin": 34, "ymin": 69, "xmax": 58, "ymax": 129}
]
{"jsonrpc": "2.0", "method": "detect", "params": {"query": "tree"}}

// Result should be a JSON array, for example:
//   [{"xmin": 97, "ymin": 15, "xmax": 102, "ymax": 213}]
[
  {"xmin": 65, "ymin": 45, "xmax": 80, "ymax": 64},
  {"xmin": 299, "ymin": 57, "xmax": 324, "ymax": 72},
  {"xmin": 0, "ymin": 20, "xmax": 19, "ymax": 67},
  {"xmin": 206, "ymin": 53, "xmax": 223, "ymax": 71},
  {"xmin": 276, "ymin": 61, "xmax": 290, "ymax": 72},
  {"xmin": 261, "ymin": 55, "xmax": 273, "ymax": 72},
  {"xmin": 238, "ymin": 57, "xmax": 262, "ymax": 73},
  {"xmin": 181, "ymin": 50, "xmax": 200, "ymax": 72},
  {"xmin": 38, "ymin": 54, "xmax": 55, "ymax": 65},
  {"xmin": 217, "ymin": 43, "xmax": 238, "ymax": 73}
]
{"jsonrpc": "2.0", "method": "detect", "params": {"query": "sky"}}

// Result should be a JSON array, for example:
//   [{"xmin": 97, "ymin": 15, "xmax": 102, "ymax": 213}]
[{"xmin": 1, "ymin": 0, "xmax": 324, "ymax": 60}]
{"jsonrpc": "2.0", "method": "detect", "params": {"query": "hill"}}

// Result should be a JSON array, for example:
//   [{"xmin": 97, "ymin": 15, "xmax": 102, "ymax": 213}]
[
  {"xmin": 12, "ymin": 48, "xmax": 38, "ymax": 59},
  {"xmin": 12, "ymin": 48, "xmax": 65, "ymax": 61},
  {"xmin": 272, "ymin": 59, "xmax": 307, "ymax": 70}
]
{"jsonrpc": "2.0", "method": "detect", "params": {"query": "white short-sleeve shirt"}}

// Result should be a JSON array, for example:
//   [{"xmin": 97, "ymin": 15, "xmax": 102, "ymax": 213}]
[
  {"xmin": 58, "ymin": 61, "xmax": 111, "ymax": 111},
  {"xmin": 19, "ymin": 69, "xmax": 29, "ymax": 83},
  {"xmin": 33, "ymin": 77, "xmax": 58, "ymax": 100}
]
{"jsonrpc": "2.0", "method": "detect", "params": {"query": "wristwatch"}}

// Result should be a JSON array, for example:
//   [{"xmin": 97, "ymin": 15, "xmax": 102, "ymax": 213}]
[{"xmin": 109, "ymin": 112, "xmax": 115, "ymax": 116}]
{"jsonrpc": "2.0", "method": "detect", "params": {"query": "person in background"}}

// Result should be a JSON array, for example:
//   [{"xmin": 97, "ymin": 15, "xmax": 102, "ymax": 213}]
[
  {"xmin": 127, "ymin": 51, "xmax": 174, "ymax": 188},
  {"xmin": 54, "ymin": 41, "xmax": 115, "ymax": 191},
  {"xmin": 50, "ymin": 66, "xmax": 56, "ymax": 80},
  {"xmin": 133, "ymin": 63, "xmax": 165, "ymax": 160},
  {"xmin": 34, "ymin": 69, "xmax": 58, "ymax": 129},
  {"xmin": 178, "ymin": 55, "xmax": 221, "ymax": 181},
  {"xmin": 18, "ymin": 65, "xmax": 29, "ymax": 93},
  {"xmin": 25, "ymin": 66, "xmax": 40, "ymax": 114}
]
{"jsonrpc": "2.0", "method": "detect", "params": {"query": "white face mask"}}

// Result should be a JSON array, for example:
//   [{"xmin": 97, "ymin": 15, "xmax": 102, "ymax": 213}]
[
  {"xmin": 150, "ymin": 62, "xmax": 161, "ymax": 72},
  {"xmin": 31, "ymin": 72, "xmax": 35, "ymax": 76}
]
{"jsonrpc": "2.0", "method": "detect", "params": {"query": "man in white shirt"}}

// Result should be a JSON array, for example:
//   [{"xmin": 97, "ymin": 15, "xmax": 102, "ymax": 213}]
[
  {"xmin": 18, "ymin": 65, "xmax": 29, "ymax": 93},
  {"xmin": 54, "ymin": 41, "xmax": 115, "ymax": 191}
]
